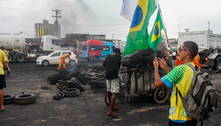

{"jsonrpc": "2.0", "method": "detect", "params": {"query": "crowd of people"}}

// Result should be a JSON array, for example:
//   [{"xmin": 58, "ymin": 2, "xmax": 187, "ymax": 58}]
[{"xmin": 0, "ymin": 41, "xmax": 204, "ymax": 126}]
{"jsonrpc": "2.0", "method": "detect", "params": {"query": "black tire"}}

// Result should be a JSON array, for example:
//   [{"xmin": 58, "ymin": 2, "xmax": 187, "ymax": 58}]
[
  {"xmin": 14, "ymin": 94, "xmax": 36, "ymax": 105},
  {"xmin": 215, "ymin": 57, "xmax": 221, "ymax": 70},
  {"xmin": 15, "ymin": 53, "xmax": 25, "ymax": 62},
  {"xmin": 62, "ymin": 88, "xmax": 80, "ymax": 97},
  {"xmin": 42, "ymin": 60, "xmax": 49, "ymax": 67},
  {"xmin": 4, "ymin": 94, "xmax": 14, "ymax": 105},
  {"xmin": 153, "ymin": 86, "xmax": 170, "ymax": 104},
  {"xmin": 53, "ymin": 92, "xmax": 65, "ymax": 100},
  {"xmin": 8, "ymin": 53, "xmax": 13, "ymax": 62}
]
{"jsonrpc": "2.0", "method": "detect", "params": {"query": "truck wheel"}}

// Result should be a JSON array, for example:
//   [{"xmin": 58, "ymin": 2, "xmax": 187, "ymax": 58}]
[
  {"xmin": 8, "ymin": 53, "xmax": 13, "ymax": 62},
  {"xmin": 15, "ymin": 53, "xmax": 25, "ymax": 62},
  {"xmin": 215, "ymin": 57, "xmax": 221, "ymax": 70},
  {"xmin": 153, "ymin": 86, "xmax": 170, "ymax": 104},
  {"xmin": 42, "ymin": 60, "xmax": 49, "ymax": 67}
]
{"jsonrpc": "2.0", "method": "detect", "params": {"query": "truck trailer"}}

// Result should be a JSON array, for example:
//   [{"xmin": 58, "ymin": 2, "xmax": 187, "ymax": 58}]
[{"xmin": 0, "ymin": 35, "xmax": 27, "ymax": 62}]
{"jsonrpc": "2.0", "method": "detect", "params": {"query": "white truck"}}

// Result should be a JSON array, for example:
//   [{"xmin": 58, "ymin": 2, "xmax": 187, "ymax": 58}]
[
  {"xmin": 40, "ymin": 35, "xmax": 74, "ymax": 53},
  {"xmin": 0, "ymin": 35, "xmax": 27, "ymax": 62}
]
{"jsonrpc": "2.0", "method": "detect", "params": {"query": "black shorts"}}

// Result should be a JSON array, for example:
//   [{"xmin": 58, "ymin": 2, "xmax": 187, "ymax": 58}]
[{"xmin": 0, "ymin": 75, "xmax": 6, "ymax": 89}]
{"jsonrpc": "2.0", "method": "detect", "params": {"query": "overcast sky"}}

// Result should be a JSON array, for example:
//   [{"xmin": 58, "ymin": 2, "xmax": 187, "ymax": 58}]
[{"xmin": 0, "ymin": 0, "xmax": 221, "ymax": 40}]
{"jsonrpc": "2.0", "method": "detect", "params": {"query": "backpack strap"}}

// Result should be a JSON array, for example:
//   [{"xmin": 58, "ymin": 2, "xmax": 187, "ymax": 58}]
[
  {"xmin": 175, "ymin": 63, "xmax": 196, "ymax": 105},
  {"xmin": 185, "ymin": 63, "xmax": 196, "ymax": 72}
]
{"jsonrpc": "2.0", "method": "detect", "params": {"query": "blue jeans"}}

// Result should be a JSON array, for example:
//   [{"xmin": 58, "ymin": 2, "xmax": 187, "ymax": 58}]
[{"xmin": 168, "ymin": 119, "xmax": 197, "ymax": 126}]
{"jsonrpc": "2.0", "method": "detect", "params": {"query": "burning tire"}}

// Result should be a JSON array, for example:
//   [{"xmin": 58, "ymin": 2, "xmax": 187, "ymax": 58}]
[{"xmin": 14, "ymin": 93, "xmax": 36, "ymax": 105}]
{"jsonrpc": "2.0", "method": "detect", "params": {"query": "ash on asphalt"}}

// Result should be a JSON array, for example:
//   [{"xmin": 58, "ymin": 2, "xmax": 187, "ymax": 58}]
[{"xmin": 0, "ymin": 62, "xmax": 220, "ymax": 126}]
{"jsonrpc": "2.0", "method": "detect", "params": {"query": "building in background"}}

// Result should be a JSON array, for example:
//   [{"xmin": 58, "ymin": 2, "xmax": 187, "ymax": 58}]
[
  {"xmin": 65, "ymin": 33, "xmax": 106, "ymax": 50},
  {"xmin": 178, "ymin": 30, "xmax": 221, "ymax": 50},
  {"xmin": 167, "ymin": 38, "xmax": 178, "ymax": 48},
  {"xmin": 35, "ymin": 20, "xmax": 61, "ymax": 38}
]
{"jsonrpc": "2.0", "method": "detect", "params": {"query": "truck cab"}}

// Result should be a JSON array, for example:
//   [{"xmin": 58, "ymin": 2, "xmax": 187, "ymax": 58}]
[
  {"xmin": 40, "ymin": 35, "xmax": 61, "ymax": 53},
  {"xmin": 203, "ymin": 48, "xmax": 221, "ymax": 70}
]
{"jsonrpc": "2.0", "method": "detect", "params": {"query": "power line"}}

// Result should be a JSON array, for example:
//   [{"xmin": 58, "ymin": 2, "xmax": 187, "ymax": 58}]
[{"xmin": 62, "ymin": 23, "xmax": 130, "ymax": 27}]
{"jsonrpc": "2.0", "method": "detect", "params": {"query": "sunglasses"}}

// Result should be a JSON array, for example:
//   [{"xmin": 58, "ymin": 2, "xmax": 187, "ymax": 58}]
[{"xmin": 178, "ymin": 47, "xmax": 187, "ymax": 52}]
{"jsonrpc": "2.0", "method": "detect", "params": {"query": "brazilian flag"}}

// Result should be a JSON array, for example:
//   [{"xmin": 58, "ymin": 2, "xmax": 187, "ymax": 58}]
[
  {"xmin": 123, "ymin": 0, "xmax": 157, "ymax": 56},
  {"xmin": 148, "ymin": 9, "xmax": 164, "ymax": 50}
]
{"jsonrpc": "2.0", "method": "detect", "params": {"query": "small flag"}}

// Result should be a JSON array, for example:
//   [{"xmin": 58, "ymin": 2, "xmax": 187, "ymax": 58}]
[{"xmin": 147, "ymin": 8, "xmax": 164, "ymax": 50}]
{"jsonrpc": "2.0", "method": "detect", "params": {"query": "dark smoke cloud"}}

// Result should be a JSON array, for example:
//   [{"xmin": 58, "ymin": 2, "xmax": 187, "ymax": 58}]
[{"xmin": 48, "ymin": 0, "xmax": 100, "ymax": 35}]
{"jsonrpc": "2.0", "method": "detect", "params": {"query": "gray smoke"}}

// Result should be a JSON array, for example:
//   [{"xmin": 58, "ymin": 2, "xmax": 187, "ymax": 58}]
[{"xmin": 48, "ymin": 0, "xmax": 100, "ymax": 35}]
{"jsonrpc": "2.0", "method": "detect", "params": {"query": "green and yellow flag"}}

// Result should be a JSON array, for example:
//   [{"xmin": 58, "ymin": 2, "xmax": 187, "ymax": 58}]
[
  {"xmin": 148, "ymin": 9, "xmax": 164, "ymax": 50},
  {"xmin": 123, "ymin": 0, "xmax": 157, "ymax": 56}
]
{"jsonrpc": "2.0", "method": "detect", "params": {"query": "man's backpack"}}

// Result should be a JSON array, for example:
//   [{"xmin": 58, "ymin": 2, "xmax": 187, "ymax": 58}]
[{"xmin": 176, "ymin": 64, "xmax": 218, "ymax": 122}]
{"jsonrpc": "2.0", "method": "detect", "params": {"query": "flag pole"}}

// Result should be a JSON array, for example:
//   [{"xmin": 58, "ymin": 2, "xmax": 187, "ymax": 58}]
[{"xmin": 155, "ymin": 0, "xmax": 169, "ymax": 48}]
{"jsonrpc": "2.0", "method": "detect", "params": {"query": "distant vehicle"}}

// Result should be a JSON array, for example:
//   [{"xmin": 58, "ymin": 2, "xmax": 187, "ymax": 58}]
[
  {"xmin": 200, "ymin": 48, "xmax": 221, "ymax": 70},
  {"xmin": 0, "ymin": 35, "xmax": 28, "ymax": 62},
  {"xmin": 36, "ymin": 50, "xmax": 77, "ymax": 66},
  {"xmin": 40, "ymin": 35, "xmax": 74, "ymax": 53},
  {"xmin": 80, "ymin": 40, "xmax": 115, "ymax": 61}
]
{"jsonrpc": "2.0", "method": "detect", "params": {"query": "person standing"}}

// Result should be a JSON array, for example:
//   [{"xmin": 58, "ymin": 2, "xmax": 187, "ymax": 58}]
[
  {"xmin": 153, "ymin": 41, "xmax": 199, "ymax": 126},
  {"xmin": 103, "ymin": 48, "xmax": 121, "ymax": 118},
  {"xmin": 0, "ymin": 48, "xmax": 8, "ymax": 111}
]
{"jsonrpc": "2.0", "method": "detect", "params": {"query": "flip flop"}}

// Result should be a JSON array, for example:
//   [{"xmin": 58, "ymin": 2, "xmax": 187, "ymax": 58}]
[
  {"xmin": 113, "ymin": 106, "xmax": 118, "ymax": 111},
  {"xmin": 107, "ymin": 112, "xmax": 118, "ymax": 118}
]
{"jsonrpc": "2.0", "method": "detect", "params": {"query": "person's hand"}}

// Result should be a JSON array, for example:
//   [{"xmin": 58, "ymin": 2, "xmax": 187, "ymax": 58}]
[
  {"xmin": 153, "ymin": 57, "xmax": 159, "ymax": 69},
  {"xmin": 158, "ymin": 58, "xmax": 168, "ymax": 70},
  {"xmin": 158, "ymin": 58, "xmax": 170, "ymax": 73}
]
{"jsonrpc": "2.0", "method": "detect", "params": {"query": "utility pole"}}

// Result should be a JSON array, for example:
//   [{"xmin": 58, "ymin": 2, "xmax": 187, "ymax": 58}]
[
  {"xmin": 52, "ymin": 9, "xmax": 62, "ymax": 38},
  {"xmin": 208, "ymin": 21, "xmax": 211, "ymax": 31}
]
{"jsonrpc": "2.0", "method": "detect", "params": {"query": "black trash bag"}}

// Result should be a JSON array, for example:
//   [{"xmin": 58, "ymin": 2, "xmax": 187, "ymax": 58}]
[
  {"xmin": 121, "ymin": 49, "xmax": 156, "ymax": 70},
  {"xmin": 47, "ymin": 70, "xmax": 71, "ymax": 85}
]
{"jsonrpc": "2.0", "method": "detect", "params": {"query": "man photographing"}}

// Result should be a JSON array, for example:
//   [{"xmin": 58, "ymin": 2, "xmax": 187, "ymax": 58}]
[{"xmin": 153, "ymin": 41, "xmax": 199, "ymax": 126}]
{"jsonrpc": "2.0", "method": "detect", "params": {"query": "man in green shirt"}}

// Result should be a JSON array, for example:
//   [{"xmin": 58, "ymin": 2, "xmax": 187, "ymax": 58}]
[{"xmin": 153, "ymin": 41, "xmax": 199, "ymax": 126}]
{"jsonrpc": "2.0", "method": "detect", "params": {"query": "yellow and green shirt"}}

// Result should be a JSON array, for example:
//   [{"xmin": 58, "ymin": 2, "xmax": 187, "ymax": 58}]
[{"xmin": 161, "ymin": 62, "xmax": 195, "ymax": 123}]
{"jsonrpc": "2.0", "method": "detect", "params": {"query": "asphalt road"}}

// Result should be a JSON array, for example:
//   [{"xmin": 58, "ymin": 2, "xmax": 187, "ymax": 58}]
[{"xmin": 0, "ymin": 62, "xmax": 220, "ymax": 126}]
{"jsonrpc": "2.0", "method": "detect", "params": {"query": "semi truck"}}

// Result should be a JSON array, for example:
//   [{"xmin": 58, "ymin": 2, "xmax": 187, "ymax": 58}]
[{"xmin": 40, "ymin": 35, "xmax": 74, "ymax": 54}]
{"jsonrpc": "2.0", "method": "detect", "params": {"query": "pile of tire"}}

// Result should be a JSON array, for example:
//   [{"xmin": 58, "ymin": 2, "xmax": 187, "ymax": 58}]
[
  {"xmin": 47, "ymin": 70, "xmax": 71, "ymax": 85},
  {"xmin": 4, "ymin": 93, "xmax": 36, "ymax": 105},
  {"xmin": 53, "ymin": 77, "xmax": 84, "ymax": 100}
]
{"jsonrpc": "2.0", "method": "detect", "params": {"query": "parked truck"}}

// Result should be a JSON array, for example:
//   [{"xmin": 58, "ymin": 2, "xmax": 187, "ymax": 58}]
[
  {"xmin": 40, "ymin": 35, "xmax": 74, "ymax": 54},
  {"xmin": 0, "ymin": 35, "xmax": 28, "ymax": 62}
]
